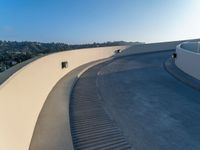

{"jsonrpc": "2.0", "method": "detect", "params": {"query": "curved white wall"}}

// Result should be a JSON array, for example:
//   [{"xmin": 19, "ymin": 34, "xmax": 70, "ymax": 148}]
[
  {"xmin": 175, "ymin": 42, "xmax": 200, "ymax": 80},
  {"xmin": 0, "ymin": 46, "xmax": 127, "ymax": 150}
]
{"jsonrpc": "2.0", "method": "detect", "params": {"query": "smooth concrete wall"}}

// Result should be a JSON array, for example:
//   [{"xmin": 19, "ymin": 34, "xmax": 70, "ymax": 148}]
[
  {"xmin": 175, "ymin": 43, "xmax": 200, "ymax": 80},
  {"xmin": 0, "ymin": 56, "xmax": 43, "ymax": 85},
  {"xmin": 0, "ymin": 46, "xmax": 127, "ymax": 150},
  {"xmin": 117, "ymin": 39, "xmax": 200, "ymax": 56}
]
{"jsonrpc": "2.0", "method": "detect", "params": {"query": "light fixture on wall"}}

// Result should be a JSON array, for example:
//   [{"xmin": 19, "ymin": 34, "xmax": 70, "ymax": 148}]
[
  {"xmin": 172, "ymin": 53, "xmax": 177, "ymax": 59},
  {"xmin": 61, "ymin": 61, "xmax": 68, "ymax": 69},
  {"xmin": 114, "ymin": 49, "xmax": 121, "ymax": 54}
]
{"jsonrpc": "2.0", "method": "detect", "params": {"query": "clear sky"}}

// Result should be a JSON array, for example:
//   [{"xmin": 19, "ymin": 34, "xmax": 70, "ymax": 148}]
[{"xmin": 0, "ymin": 0, "xmax": 200, "ymax": 44}]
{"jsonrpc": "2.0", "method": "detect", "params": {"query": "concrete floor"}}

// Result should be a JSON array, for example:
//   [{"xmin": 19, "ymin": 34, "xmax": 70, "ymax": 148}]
[{"xmin": 93, "ymin": 51, "xmax": 200, "ymax": 150}]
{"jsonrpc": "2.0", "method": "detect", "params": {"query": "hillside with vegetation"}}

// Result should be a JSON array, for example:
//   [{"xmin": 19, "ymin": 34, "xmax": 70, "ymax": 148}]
[{"xmin": 0, "ymin": 40, "xmax": 142, "ymax": 72}]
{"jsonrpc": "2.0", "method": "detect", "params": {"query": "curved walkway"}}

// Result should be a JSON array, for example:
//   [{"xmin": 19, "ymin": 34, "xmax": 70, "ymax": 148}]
[
  {"xmin": 70, "ymin": 51, "xmax": 200, "ymax": 150},
  {"xmin": 70, "ymin": 62, "xmax": 131, "ymax": 150}
]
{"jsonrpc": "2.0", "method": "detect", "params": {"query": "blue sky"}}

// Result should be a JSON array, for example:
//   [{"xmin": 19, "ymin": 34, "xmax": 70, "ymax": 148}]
[{"xmin": 0, "ymin": 0, "xmax": 200, "ymax": 44}]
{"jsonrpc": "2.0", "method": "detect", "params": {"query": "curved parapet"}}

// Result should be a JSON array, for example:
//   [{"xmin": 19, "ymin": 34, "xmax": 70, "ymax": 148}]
[
  {"xmin": 0, "ymin": 56, "xmax": 43, "ymax": 85},
  {"xmin": 175, "ymin": 42, "xmax": 200, "ymax": 80},
  {"xmin": 0, "ymin": 46, "xmax": 127, "ymax": 150}
]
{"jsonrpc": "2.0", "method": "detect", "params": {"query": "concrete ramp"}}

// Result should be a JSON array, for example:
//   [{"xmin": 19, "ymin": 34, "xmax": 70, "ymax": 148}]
[
  {"xmin": 70, "ymin": 50, "xmax": 200, "ymax": 150},
  {"xmin": 70, "ymin": 63, "xmax": 131, "ymax": 150}
]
